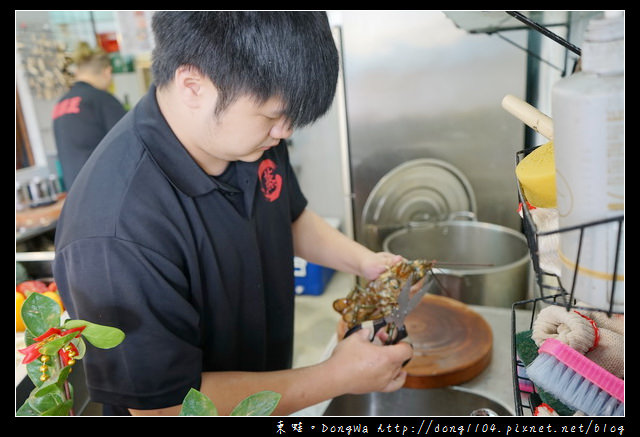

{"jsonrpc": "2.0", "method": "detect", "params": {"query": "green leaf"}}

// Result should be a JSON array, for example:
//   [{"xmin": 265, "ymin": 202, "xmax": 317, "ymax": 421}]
[
  {"xmin": 64, "ymin": 319, "xmax": 125, "ymax": 349},
  {"xmin": 22, "ymin": 293, "xmax": 61, "ymax": 337},
  {"xmin": 40, "ymin": 399, "xmax": 74, "ymax": 416},
  {"xmin": 33, "ymin": 379, "xmax": 60, "ymax": 398},
  {"xmin": 33, "ymin": 366, "xmax": 73, "ymax": 397},
  {"xmin": 179, "ymin": 388, "xmax": 218, "ymax": 416},
  {"xmin": 230, "ymin": 391, "xmax": 281, "ymax": 416},
  {"xmin": 28, "ymin": 390, "xmax": 64, "ymax": 414},
  {"xmin": 16, "ymin": 401, "xmax": 39, "ymax": 416},
  {"xmin": 26, "ymin": 360, "xmax": 46, "ymax": 387},
  {"xmin": 44, "ymin": 333, "xmax": 77, "ymax": 355},
  {"xmin": 24, "ymin": 329, "xmax": 36, "ymax": 347},
  {"xmin": 38, "ymin": 331, "xmax": 79, "ymax": 355},
  {"xmin": 74, "ymin": 337, "xmax": 87, "ymax": 360}
]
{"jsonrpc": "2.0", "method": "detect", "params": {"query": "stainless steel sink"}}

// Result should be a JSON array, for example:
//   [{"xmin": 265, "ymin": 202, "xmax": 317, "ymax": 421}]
[{"xmin": 323, "ymin": 387, "xmax": 513, "ymax": 416}]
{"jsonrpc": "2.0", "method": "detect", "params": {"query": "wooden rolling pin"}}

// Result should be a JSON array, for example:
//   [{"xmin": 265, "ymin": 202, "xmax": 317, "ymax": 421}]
[{"xmin": 502, "ymin": 94, "xmax": 554, "ymax": 140}]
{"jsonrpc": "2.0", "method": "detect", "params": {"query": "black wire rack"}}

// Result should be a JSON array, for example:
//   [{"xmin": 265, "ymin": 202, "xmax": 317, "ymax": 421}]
[
  {"xmin": 510, "ymin": 146, "xmax": 624, "ymax": 416},
  {"xmin": 511, "ymin": 293, "xmax": 565, "ymax": 416},
  {"xmin": 515, "ymin": 147, "xmax": 624, "ymax": 315}
]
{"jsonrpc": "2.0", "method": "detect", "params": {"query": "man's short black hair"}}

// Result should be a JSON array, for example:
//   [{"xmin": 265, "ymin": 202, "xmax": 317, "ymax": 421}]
[{"xmin": 151, "ymin": 11, "xmax": 339, "ymax": 128}]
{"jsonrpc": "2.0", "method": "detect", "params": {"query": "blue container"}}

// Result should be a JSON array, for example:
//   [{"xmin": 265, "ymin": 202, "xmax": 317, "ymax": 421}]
[{"xmin": 294, "ymin": 257, "xmax": 335, "ymax": 295}]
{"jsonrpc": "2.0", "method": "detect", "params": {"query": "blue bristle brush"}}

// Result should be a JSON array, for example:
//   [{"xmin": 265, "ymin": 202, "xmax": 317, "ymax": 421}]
[{"xmin": 526, "ymin": 338, "xmax": 624, "ymax": 416}]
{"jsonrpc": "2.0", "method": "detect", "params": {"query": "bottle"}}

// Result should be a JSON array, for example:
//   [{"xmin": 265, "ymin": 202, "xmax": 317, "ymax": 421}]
[{"xmin": 552, "ymin": 12, "xmax": 624, "ymax": 312}]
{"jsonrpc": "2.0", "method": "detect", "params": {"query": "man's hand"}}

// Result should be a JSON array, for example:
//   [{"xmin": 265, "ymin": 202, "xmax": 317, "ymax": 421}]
[
  {"xmin": 359, "ymin": 252, "xmax": 404, "ymax": 281},
  {"xmin": 328, "ymin": 327, "xmax": 413, "ymax": 394}
]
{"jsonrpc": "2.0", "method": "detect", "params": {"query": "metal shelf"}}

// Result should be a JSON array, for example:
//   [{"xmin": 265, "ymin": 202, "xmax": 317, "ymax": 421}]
[{"xmin": 511, "ymin": 146, "xmax": 624, "ymax": 416}]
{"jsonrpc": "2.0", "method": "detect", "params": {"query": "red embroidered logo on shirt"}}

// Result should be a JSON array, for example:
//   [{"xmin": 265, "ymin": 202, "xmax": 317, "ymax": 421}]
[
  {"xmin": 258, "ymin": 158, "xmax": 282, "ymax": 202},
  {"xmin": 52, "ymin": 96, "xmax": 82, "ymax": 120}
]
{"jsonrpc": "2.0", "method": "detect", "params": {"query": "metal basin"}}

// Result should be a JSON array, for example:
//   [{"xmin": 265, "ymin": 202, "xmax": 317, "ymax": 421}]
[
  {"xmin": 323, "ymin": 387, "xmax": 512, "ymax": 416},
  {"xmin": 383, "ymin": 220, "xmax": 530, "ymax": 308}
]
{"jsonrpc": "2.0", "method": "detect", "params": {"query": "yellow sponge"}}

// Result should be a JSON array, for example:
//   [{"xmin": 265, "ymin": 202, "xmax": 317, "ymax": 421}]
[{"xmin": 515, "ymin": 141, "xmax": 557, "ymax": 208}]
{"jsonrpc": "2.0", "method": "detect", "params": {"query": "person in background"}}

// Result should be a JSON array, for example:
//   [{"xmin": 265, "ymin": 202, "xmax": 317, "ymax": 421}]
[
  {"xmin": 53, "ymin": 12, "xmax": 412, "ymax": 416},
  {"xmin": 52, "ymin": 41, "xmax": 126, "ymax": 190}
]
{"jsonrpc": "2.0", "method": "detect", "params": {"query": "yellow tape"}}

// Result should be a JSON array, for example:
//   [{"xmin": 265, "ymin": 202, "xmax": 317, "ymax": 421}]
[{"xmin": 558, "ymin": 250, "xmax": 624, "ymax": 281}]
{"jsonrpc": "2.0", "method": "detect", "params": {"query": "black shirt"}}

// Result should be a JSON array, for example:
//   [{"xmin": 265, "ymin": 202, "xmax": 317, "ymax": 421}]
[
  {"xmin": 52, "ymin": 81, "xmax": 127, "ymax": 190},
  {"xmin": 53, "ymin": 85, "xmax": 307, "ymax": 414}
]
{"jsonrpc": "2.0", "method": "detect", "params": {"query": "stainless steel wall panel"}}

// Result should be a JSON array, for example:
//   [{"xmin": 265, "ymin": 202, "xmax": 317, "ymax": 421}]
[{"xmin": 339, "ymin": 11, "xmax": 529, "ymax": 247}]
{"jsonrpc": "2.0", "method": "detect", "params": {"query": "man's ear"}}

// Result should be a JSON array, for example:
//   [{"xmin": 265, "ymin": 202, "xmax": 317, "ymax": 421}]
[{"xmin": 174, "ymin": 65, "xmax": 211, "ymax": 109}]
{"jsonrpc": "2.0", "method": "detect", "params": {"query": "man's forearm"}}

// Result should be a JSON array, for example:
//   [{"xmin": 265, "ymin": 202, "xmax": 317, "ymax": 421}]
[
  {"xmin": 198, "ymin": 361, "xmax": 344, "ymax": 416},
  {"xmin": 292, "ymin": 208, "xmax": 371, "ymax": 276},
  {"xmin": 129, "ymin": 355, "xmax": 345, "ymax": 416}
]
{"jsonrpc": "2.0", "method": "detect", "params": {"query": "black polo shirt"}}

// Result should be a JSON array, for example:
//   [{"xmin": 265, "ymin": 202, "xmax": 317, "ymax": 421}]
[
  {"xmin": 53, "ymin": 85, "xmax": 307, "ymax": 413},
  {"xmin": 52, "ymin": 81, "xmax": 127, "ymax": 190}
]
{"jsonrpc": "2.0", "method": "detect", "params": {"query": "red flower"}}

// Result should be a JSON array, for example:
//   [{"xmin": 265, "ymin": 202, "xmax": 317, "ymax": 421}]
[
  {"xmin": 18, "ymin": 326, "xmax": 86, "ymax": 364},
  {"xmin": 18, "ymin": 342, "xmax": 44, "ymax": 365},
  {"xmin": 33, "ymin": 327, "xmax": 62, "ymax": 342},
  {"xmin": 59, "ymin": 343, "xmax": 79, "ymax": 366}
]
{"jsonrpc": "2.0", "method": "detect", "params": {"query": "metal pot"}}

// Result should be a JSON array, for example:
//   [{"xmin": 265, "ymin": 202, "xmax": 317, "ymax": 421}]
[{"xmin": 383, "ymin": 218, "xmax": 530, "ymax": 307}]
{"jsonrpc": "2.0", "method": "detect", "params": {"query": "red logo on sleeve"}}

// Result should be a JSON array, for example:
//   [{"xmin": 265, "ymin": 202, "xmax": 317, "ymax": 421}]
[
  {"xmin": 258, "ymin": 159, "xmax": 282, "ymax": 202},
  {"xmin": 52, "ymin": 96, "xmax": 82, "ymax": 120}
]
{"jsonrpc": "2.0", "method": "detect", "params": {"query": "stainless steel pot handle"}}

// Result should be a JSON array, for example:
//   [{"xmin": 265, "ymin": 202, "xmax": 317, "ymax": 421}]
[
  {"xmin": 406, "ymin": 211, "xmax": 476, "ymax": 228},
  {"xmin": 367, "ymin": 211, "xmax": 477, "ymax": 241},
  {"xmin": 447, "ymin": 211, "xmax": 477, "ymax": 222}
]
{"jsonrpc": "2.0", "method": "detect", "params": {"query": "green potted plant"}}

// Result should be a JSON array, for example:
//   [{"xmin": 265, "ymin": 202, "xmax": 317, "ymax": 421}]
[
  {"xmin": 16, "ymin": 292, "xmax": 125, "ymax": 416},
  {"xmin": 16, "ymin": 292, "xmax": 281, "ymax": 416}
]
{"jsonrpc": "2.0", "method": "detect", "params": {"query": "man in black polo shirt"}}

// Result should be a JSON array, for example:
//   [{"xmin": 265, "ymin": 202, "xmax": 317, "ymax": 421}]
[{"xmin": 54, "ymin": 11, "xmax": 412, "ymax": 416}]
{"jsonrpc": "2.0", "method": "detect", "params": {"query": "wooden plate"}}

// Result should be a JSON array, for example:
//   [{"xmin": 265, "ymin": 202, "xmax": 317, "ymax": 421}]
[{"xmin": 403, "ymin": 294, "xmax": 492, "ymax": 389}]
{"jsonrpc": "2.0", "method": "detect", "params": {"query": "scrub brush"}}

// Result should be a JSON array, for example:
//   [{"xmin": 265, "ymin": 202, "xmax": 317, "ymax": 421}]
[{"xmin": 526, "ymin": 338, "xmax": 624, "ymax": 416}]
